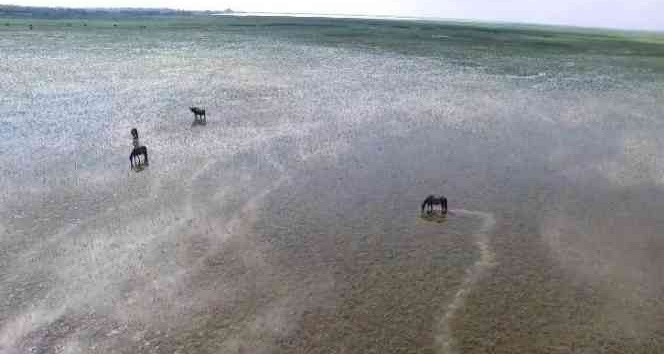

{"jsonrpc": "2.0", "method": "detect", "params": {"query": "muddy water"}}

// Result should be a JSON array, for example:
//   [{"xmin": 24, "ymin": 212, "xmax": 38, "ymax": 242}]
[{"xmin": 2, "ymin": 20, "xmax": 664, "ymax": 353}]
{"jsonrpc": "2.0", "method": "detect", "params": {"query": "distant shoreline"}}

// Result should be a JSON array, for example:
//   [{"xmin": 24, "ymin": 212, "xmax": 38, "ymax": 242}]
[
  {"xmin": 0, "ymin": 4, "xmax": 199, "ymax": 17},
  {"xmin": 1, "ymin": 4, "xmax": 662, "ymax": 33},
  {"xmin": 211, "ymin": 12, "xmax": 664, "ymax": 34},
  {"xmin": 212, "ymin": 11, "xmax": 425, "ymax": 22}
]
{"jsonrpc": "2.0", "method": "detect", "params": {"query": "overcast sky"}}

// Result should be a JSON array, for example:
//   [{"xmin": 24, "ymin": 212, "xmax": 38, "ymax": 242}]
[{"xmin": 8, "ymin": 0, "xmax": 664, "ymax": 30}]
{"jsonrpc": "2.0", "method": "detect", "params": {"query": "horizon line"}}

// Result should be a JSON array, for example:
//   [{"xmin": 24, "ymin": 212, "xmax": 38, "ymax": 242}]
[{"xmin": 213, "ymin": 10, "xmax": 664, "ymax": 33}]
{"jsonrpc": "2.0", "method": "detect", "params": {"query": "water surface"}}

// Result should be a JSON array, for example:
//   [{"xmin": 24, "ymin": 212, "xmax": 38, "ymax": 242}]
[{"xmin": 1, "ymin": 16, "xmax": 663, "ymax": 353}]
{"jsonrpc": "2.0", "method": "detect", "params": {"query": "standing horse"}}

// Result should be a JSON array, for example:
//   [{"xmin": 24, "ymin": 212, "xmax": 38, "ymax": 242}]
[
  {"xmin": 130, "ymin": 146, "xmax": 149, "ymax": 169},
  {"xmin": 129, "ymin": 128, "xmax": 149, "ymax": 169},
  {"xmin": 190, "ymin": 107, "xmax": 206, "ymax": 125},
  {"xmin": 421, "ymin": 195, "xmax": 448, "ymax": 214}
]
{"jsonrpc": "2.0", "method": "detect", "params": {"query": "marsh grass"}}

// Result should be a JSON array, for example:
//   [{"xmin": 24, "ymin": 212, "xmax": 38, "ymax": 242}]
[
  {"xmin": 3, "ymin": 14, "xmax": 662, "ymax": 86},
  {"xmin": 2, "ymin": 14, "xmax": 662, "ymax": 58}
]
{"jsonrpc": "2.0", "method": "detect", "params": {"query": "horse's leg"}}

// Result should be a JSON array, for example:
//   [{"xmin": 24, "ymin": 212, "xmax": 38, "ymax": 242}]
[
  {"xmin": 130, "ymin": 153, "xmax": 134, "ymax": 168},
  {"xmin": 142, "ymin": 147, "xmax": 149, "ymax": 166},
  {"xmin": 443, "ymin": 199, "xmax": 448, "ymax": 213}
]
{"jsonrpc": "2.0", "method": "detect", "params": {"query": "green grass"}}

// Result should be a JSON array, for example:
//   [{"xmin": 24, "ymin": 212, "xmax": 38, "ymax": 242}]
[
  {"xmin": 2, "ymin": 14, "xmax": 663, "ymax": 58},
  {"xmin": 2, "ymin": 13, "xmax": 663, "ymax": 86},
  {"xmin": 3, "ymin": 13, "xmax": 661, "ymax": 84}
]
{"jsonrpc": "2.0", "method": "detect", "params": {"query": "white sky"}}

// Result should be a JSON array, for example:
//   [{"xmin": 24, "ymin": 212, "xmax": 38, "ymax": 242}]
[{"xmin": 7, "ymin": 0, "xmax": 664, "ymax": 30}]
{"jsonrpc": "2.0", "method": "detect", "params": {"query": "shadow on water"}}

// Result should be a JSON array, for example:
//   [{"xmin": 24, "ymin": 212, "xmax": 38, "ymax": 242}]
[{"xmin": 420, "ymin": 212, "xmax": 449, "ymax": 223}]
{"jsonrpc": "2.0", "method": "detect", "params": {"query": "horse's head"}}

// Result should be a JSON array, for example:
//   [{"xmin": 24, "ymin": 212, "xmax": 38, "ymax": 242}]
[{"xmin": 131, "ymin": 128, "xmax": 138, "ymax": 139}]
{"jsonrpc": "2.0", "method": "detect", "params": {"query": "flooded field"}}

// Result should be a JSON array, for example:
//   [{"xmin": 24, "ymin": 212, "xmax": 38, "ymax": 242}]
[{"xmin": 1, "ymin": 15, "xmax": 664, "ymax": 353}]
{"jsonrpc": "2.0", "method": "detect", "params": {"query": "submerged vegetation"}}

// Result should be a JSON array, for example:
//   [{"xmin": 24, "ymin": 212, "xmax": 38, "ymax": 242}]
[{"xmin": 1, "ymin": 6, "xmax": 663, "ymax": 354}]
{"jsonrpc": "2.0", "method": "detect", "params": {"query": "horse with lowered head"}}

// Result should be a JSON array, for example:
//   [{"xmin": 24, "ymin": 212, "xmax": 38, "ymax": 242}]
[{"xmin": 422, "ymin": 195, "xmax": 448, "ymax": 214}]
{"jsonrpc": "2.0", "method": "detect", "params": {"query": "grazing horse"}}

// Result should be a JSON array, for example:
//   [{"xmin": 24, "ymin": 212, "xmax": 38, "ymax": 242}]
[
  {"xmin": 190, "ymin": 106, "xmax": 206, "ymax": 125},
  {"xmin": 422, "ymin": 195, "xmax": 448, "ymax": 214}
]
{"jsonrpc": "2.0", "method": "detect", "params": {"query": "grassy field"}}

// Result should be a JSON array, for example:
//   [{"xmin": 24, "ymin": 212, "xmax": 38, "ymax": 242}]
[
  {"xmin": 4, "ymin": 13, "xmax": 663, "ymax": 84},
  {"xmin": 3, "ymin": 14, "xmax": 664, "ymax": 55}
]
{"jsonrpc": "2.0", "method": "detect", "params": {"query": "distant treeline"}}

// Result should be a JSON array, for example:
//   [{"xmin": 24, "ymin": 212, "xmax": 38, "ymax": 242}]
[{"xmin": 0, "ymin": 4, "xmax": 213, "ymax": 18}]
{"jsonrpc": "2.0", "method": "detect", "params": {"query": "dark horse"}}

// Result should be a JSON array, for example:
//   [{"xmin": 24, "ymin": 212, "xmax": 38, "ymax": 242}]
[
  {"xmin": 422, "ymin": 195, "xmax": 448, "ymax": 214},
  {"xmin": 190, "ymin": 106, "xmax": 206, "ymax": 125},
  {"xmin": 129, "ymin": 128, "xmax": 149, "ymax": 169},
  {"xmin": 130, "ymin": 146, "xmax": 148, "ymax": 169}
]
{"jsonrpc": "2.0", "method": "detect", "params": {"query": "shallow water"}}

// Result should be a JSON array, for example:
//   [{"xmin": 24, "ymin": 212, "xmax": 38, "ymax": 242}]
[{"xmin": 1, "ymin": 17, "xmax": 664, "ymax": 353}]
